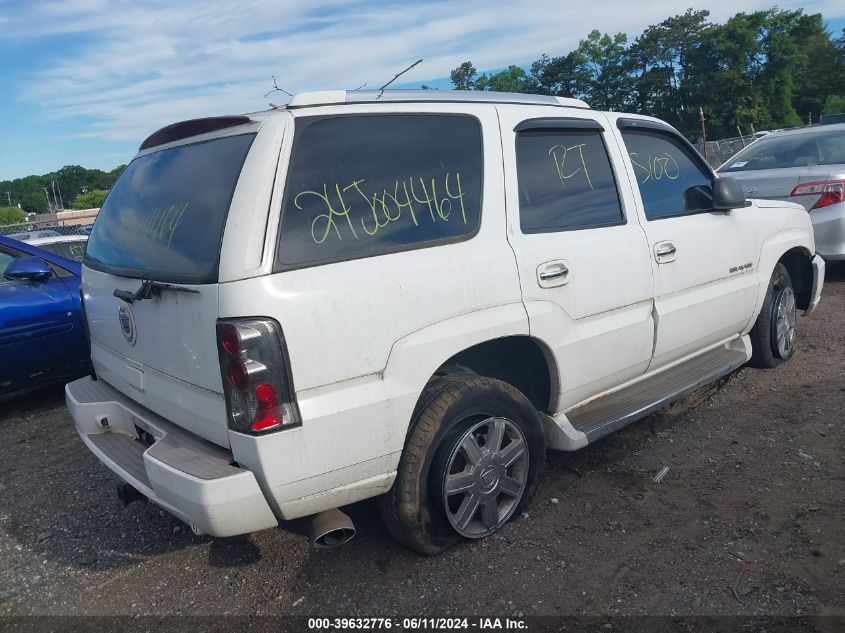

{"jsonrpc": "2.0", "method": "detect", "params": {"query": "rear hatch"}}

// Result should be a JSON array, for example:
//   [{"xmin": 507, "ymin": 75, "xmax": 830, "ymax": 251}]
[{"xmin": 83, "ymin": 129, "xmax": 257, "ymax": 448}]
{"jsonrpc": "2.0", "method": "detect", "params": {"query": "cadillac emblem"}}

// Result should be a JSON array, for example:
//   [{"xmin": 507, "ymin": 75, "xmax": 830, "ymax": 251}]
[{"xmin": 118, "ymin": 304, "xmax": 137, "ymax": 346}]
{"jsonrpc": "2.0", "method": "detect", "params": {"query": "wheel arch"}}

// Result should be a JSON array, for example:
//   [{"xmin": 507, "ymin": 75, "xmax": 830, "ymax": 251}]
[
  {"xmin": 435, "ymin": 335, "xmax": 559, "ymax": 414},
  {"xmin": 777, "ymin": 247, "xmax": 814, "ymax": 311},
  {"xmin": 383, "ymin": 303, "xmax": 560, "ymax": 434},
  {"xmin": 746, "ymin": 230, "xmax": 815, "ymax": 332}
]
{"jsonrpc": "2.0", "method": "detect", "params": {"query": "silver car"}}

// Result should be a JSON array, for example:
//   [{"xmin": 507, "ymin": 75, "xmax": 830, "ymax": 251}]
[{"xmin": 718, "ymin": 123, "xmax": 845, "ymax": 261}]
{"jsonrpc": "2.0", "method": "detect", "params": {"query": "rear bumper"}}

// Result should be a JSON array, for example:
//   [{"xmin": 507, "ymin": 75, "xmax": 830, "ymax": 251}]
[
  {"xmin": 811, "ymin": 202, "xmax": 845, "ymax": 260},
  {"xmin": 65, "ymin": 376, "xmax": 278, "ymax": 537},
  {"xmin": 804, "ymin": 254, "xmax": 825, "ymax": 317}
]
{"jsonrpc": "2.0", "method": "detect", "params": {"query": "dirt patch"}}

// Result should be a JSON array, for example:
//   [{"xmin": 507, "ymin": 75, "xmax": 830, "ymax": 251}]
[{"xmin": 1, "ymin": 266, "xmax": 843, "ymax": 617}]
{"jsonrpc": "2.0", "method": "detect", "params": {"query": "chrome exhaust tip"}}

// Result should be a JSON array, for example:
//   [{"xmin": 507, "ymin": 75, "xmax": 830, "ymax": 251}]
[{"xmin": 309, "ymin": 508, "xmax": 356, "ymax": 549}]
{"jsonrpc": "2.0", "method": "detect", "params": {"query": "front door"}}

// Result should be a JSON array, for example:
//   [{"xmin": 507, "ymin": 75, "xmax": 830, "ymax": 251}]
[
  {"xmin": 499, "ymin": 107, "xmax": 655, "ymax": 411},
  {"xmin": 0, "ymin": 244, "xmax": 82, "ymax": 389},
  {"xmin": 612, "ymin": 119, "xmax": 758, "ymax": 369}
]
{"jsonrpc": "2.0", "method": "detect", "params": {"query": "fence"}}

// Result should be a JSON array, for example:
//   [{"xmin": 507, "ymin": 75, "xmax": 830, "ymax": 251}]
[
  {"xmin": 0, "ymin": 209, "xmax": 99, "ymax": 238},
  {"xmin": 694, "ymin": 136, "xmax": 750, "ymax": 168}
]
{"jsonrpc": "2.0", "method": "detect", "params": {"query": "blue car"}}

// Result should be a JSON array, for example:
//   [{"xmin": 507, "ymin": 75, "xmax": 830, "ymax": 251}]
[{"xmin": 0, "ymin": 235, "xmax": 91, "ymax": 396}]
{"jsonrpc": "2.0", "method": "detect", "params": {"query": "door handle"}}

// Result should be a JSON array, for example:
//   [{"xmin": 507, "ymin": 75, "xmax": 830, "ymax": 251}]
[
  {"xmin": 539, "ymin": 265, "xmax": 569, "ymax": 281},
  {"xmin": 537, "ymin": 260, "xmax": 571, "ymax": 288},
  {"xmin": 654, "ymin": 241, "xmax": 677, "ymax": 263}
]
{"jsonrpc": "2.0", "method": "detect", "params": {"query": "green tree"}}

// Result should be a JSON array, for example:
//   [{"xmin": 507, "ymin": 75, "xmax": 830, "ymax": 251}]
[
  {"xmin": 577, "ymin": 30, "xmax": 632, "ymax": 110},
  {"xmin": 824, "ymin": 95, "xmax": 845, "ymax": 114},
  {"xmin": 529, "ymin": 52, "xmax": 592, "ymax": 98},
  {"xmin": 474, "ymin": 65, "xmax": 535, "ymax": 93},
  {"xmin": 450, "ymin": 62, "xmax": 478, "ymax": 90},
  {"xmin": 793, "ymin": 19, "xmax": 845, "ymax": 122},
  {"xmin": 73, "ymin": 189, "xmax": 108, "ymax": 209},
  {"xmin": 0, "ymin": 164, "xmax": 124, "ymax": 214},
  {"xmin": 448, "ymin": 7, "xmax": 844, "ymax": 141},
  {"xmin": 0, "ymin": 207, "xmax": 26, "ymax": 226}
]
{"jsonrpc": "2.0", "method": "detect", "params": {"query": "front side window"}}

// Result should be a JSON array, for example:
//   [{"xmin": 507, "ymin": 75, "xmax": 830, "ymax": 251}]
[
  {"xmin": 516, "ymin": 128, "xmax": 624, "ymax": 232},
  {"xmin": 622, "ymin": 132, "xmax": 713, "ymax": 220},
  {"xmin": 0, "ymin": 247, "xmax": 19, "ymax": 281},
  {"xmin": 277, "ymin": 114, "xmax": 483, "ymax": 268}
]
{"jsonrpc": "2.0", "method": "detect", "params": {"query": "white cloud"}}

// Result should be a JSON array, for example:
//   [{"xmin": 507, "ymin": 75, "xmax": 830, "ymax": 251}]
[{"xmin": 8, "ymin": 0, "xmax": 845, "ymax": 145}]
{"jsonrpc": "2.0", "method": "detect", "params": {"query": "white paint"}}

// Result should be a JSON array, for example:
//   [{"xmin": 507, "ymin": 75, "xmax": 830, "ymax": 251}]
[{"xmin": 69, "ymin": 97, "xmax": 823, "ymax": 538}]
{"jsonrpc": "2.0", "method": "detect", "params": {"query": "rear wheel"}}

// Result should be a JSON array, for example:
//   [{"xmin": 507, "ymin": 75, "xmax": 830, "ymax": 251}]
[
  {"xmin": 749, "ymin": 263, "xmax": 796, "ymax": 368},
  {"xmin": 379, "ymin": 375, "xmax": 544, "ymax": 555}
]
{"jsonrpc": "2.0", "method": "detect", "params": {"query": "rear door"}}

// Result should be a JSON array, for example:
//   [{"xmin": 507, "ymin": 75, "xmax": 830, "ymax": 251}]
[
  {"xmin": 499, "ymin": 107, "xmax": 655, "ymax": 410},
  {"xmin": 82, "ymin": 127, "xmax": 265, "ymax": 447}
]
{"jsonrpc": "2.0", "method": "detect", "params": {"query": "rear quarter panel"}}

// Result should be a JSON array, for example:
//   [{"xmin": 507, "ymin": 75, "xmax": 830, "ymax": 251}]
[{"xmin": 219, "ymin": 103, "xmax": 526, "ymax": 514}]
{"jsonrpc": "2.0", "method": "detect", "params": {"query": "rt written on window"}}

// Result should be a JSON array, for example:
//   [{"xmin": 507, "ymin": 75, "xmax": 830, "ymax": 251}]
[{"xmin": 515, "ymin": 129, "xmax": 624, "ymax": 233}]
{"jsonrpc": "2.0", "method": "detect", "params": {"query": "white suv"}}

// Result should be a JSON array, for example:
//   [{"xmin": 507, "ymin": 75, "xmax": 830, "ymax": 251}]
[{"xmin": 66, "ymin": 90, "xmax": 824, "ymax": 554}]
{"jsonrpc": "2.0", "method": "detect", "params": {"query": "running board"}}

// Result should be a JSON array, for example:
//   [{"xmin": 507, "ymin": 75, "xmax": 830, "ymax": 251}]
[{"xmin": 566, "ymin": 342, "xmax": 749, "ymax": 443}]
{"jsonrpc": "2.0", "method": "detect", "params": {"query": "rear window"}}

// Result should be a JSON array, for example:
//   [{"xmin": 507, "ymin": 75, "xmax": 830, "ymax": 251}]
[
  {"xmin": 720, "ymin": 129, "xmax": 845, "ymax": 172},
  {"xmin": 38, "ymin": 239, "xmax": 88, "ymax": 261},
  {"xmin": 276, "ymin": 114, "xmax": 483, "ymax": 268},
  {"xmin": 85, "ymin": 133, "xmax": 255, "ymax": 283}
]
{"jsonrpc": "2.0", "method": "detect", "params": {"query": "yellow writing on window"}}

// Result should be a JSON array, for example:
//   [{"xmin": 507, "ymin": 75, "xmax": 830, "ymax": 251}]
[
  {"xmin": 293, "ymin": 173, "xmax": 467, "ymax": 245},
  {"xmin": 549, "ymin": 144, "xmax": 593, "ymax": 190},
  {"xmin": 141, "ymin": 203, "xmax": 189, "ymax": 249},
  {"xmin": 629, "ymin": 152, "xmax": 680, "ymax": 184}
]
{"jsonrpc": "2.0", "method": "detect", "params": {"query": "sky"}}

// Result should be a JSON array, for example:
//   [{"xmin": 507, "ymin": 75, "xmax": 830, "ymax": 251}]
[{"xmin": 1, "ymin": 0, "xmax": 844, "ymax": 181}]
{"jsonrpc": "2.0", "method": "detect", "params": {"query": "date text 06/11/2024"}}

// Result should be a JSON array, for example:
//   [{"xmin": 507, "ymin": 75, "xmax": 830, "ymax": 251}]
[{"xmin": 306, "ymin": 617, "xmax": 527, "ymax": 630}]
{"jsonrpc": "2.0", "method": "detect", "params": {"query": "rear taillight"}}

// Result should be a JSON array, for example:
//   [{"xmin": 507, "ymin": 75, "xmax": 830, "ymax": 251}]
[
  {"xmin": 216, "ymin": 318, "xmax": 300, "ymax": 434},
  {"xmin": 790, "ymin": 180, "xmax": 845, "ymax": 210}
]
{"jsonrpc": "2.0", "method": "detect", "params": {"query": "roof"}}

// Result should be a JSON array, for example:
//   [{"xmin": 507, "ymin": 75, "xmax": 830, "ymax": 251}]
[
  {"xmin": 285, "ymin": 89, "xmax": 589, "ymax": 110},
  {"xmin": 140, "ymin": 89, "xmax": 593, "ymax": 151},
  {"xmin": 763, "ymin": 122, "xmax": 845, "ymax": 138},
  {"xmin": 29, "ymin": 234, "xmax": 89, "ymax": 245}
]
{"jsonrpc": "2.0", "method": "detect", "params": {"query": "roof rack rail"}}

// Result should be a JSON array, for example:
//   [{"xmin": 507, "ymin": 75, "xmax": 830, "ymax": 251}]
[{"xmin": 286, "ymin": 89, "xmax": 589, "ymax": 110}]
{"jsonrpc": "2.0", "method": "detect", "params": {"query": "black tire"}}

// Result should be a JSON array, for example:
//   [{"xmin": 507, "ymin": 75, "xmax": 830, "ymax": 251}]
[
  {"xmin": 749, "ymin": 262, "xmax": 797, "ymax": 369},
  {"xmin": 378, "ymin": 374, "xmax": 545, "ymax": 555}
]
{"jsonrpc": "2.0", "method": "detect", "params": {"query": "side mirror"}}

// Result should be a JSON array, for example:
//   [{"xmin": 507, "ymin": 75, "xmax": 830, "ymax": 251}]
[
  {"xmin": 4, "ymin": 256, "xmax": 53, "ymax": 282},
  {"xmin": 712, "ymin": 176, "xmax": 752, "ymax": 210}
]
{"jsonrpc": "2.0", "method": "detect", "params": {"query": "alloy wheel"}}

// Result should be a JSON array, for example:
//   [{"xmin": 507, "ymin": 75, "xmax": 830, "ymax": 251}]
[{"xmin": 441, "ymin": 417, "xmax": 529, "ymax": 538}]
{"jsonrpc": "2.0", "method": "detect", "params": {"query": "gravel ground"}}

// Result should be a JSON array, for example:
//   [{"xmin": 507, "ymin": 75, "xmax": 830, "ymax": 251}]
[{"xmin": 0, "ymin": 266, "xmax": 843, "ymax": 618}]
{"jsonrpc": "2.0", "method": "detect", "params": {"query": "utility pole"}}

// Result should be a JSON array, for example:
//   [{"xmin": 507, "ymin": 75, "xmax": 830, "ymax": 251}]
[
  {"xmin": 699, "ymin": 108, "xmax": 708, "ymax": 162},
  {"xmin": 55, "ymin": 180, "xmax": 65, "ymax": 210},
  {"xmin": 4, "ymin": 192, "xmax": 10, "ymax": 207}
]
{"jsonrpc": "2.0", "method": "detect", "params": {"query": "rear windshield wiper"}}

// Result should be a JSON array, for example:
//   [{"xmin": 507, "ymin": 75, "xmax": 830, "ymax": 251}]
[{"xmin": 114, "ymin": 279, "xmax": 200, "ymax": 304}]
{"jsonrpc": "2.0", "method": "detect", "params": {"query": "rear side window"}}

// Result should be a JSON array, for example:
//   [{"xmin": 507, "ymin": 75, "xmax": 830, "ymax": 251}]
[
  {"xmin": 277, "ymin": 114, "xmax": 483, "ymax": 268},
  {"xmin": 622, "ymin": 132, "xmax": 713, "ymax": 220},
  {"xmin": 85, "ymin": 133, "xmax": 256, "ymax": 284},
  {"xmin": 516, "ymin": 128, "xmax": 624, "ymax": 232}
]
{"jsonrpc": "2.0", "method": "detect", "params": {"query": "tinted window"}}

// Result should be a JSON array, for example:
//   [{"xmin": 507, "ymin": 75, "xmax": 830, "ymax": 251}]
[
  {"xmin": 277, "ymin": 115, "xmax": 482, "ymax": 267},
  {"xmin": 623, "ymin": 132, "xmax": 713, "ymax": 220},
  {"xmin": 0, "ymin": 249, "xmax": 17, "ymax": 279},
  {"xmin": 720, "ymin": 129, "xmax": 845, "ymax": 171},
  {"xmin": 86, "ymin": 133, "xmax": 255, "ymax": 283},
  {"xmin": 516, "ymin": 128, "xmax": 623, "ymax": 232},
  {"xmin": 38, "ymin": 239, "xmax": 87, "ymax": 261}
]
